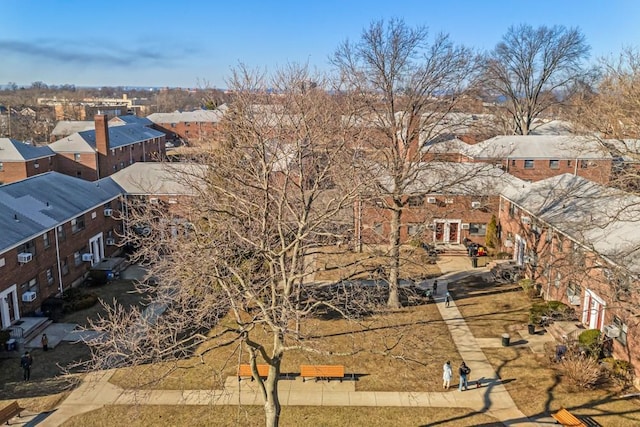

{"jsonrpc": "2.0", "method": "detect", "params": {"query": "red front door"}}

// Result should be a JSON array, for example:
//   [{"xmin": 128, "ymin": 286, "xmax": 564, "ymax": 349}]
[{"xmin": 449, "ymin": 222, "xmax": 459, "ymax": 243}]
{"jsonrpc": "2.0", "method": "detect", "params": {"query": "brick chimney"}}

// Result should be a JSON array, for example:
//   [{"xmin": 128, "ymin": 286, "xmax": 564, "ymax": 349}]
[{"xmin": 95, "ymin": 114, "xmax": 109, "ymax": 155}]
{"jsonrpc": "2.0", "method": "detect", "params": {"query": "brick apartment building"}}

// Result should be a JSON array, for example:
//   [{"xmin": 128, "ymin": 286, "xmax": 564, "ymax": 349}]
[
  {"xmin": 498, "ymin": 174, "xmax": 640, "ymax": 379},
  {"xmin": 355, "ymin": 163, "xmax": 524, "ymax": 246},
  {"xmin": 147, "ymin": 107, "xmax": 225, "ymax": 145},
  {"xmin": 48, "ymin": 115, "xmax": 166, "ymax": 181},
  {"xmin": 0, "ymin": 138, "xmax": 57, "ymax": 184},
  {"xmin": 0, "ymin": 172, "xmax": 122, "ymax": 328}
]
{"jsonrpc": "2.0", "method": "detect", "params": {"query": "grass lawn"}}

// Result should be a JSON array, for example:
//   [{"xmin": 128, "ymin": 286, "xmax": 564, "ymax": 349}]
[
  {"xmin": 312, "ymin": 245, "xmax": 441, "ymax": 282},
  {"xmin": 454, "ymin": 276, "xmax": 640, "ymax": 426},
  {"xmin": 109, "ymin": 301, "xmax": 460, "ymax": 393},
  {"xmin": 62, "ymin": 405, "xmax": 501, "ymax": 427},
  {"xmin": 0, "ymin": 277, "xmax": 146, "ymax": 414}
]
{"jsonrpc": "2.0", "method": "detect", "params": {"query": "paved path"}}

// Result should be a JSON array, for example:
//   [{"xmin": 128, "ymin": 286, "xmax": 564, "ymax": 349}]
[{"xmin": 19, "ymin": 257, "xmax": 547, "ymax": 426}]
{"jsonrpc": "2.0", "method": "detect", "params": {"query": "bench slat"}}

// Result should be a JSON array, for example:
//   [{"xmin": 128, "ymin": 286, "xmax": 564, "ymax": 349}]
[
  {"xmin": 0, "ymin": 401, "xmax": 25, "ymax": 424},
  {"xmin": 300, "ymin": 364, "xmax": 345, "ymax": 382},
  {"xmin": 237, "ymin": 364, "xmax": 270, "ymax": 380},
  {"xmin": 552, "ymin": 408, "xmax": 586, "ymax": 427}
]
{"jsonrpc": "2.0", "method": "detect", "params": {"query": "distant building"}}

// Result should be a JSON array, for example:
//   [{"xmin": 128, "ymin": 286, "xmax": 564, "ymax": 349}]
[{"xmin": 147, "ymin": 107, "xmax": 226, "ymax": 144}]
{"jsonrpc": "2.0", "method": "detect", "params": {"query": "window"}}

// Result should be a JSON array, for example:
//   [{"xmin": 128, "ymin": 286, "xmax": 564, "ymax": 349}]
[
  {"xmin": 524, "ymin": 160, "xmax": 534, "ymax": 169},
  {"xmin": 407, "ymin": 223, "xmax": 421, "ymax": 236},
  {"xmin": 555, "ymin": 235, "xmax": 563, "ymax": 252},
  {"xmin": 43, "ymin": 231, "xmax": 50, "ymax": 248},
  {"xmin": 549, "ymin": 160, "xmax": 559, "ymax": 169},
  {"xmin": 554, "ymin": 271, "xmax": 562, "ymax": 288},
  {"xmin": 21, "ymin": 278, "xmax": 38, "ymax": 294},
  {"xmin": 613, "ymin": 316, "xmax": 628, "ymax": 346},
  {"xmin": 119, "ymin": 161, "xmax": 125, "ymax": 169},
  {"xmin": 567, "ymin": 160, "xmax": 572, "ymax": 167},
  {"xmin": 580, "ymin": 159, "xmax": 588, "ymax": 169},
  {"xmin": 373, "ymin": 223, "xmax": 383, "ymax": 235},
  {"xmin": 511, "ymin": 159, "xmax": 516, "ymax": 167},
  {"xmin": 509, "ymin": 202, "xmax": 518, "ymax": 217},
  {"xmin": 74, "ymin": 153, "xmax": 81, "ymax": 161},
  {"xmin": 19, "ymin": 239, "xmax": 36, "ymax": 256},
  {"xmin": 407, "ymin": 196, "xmax": 424, "ymax": 207},
  {"xmin": 46, "ymin": 268, "xmax": 54, "ymax": 285},
  {"xmin": 170, "ymin": 123, "xmax": 176, "ymax": 128},
  {"xmin": 567, "ymin": 282, "xmax": 581, "ymax": 297},
  {"xmin": 61, "ymin": 258, "xmax": 69, "ymax": 275},
  {"xmin": 57, "ymin": 225, "xmax": 66, "ymax": 241},
  {"xmin": 71, "ymin": 215, "xmax": 85, "ymax": 233},
  {"xmin": 74, "ymin": 251, "xmax": 82, "ymax": 266},
  {"xmin": 0, "ymin": 162, "xmax": 4, "ymax": 171},
  {"xmin": 469, "ymin": 223, "xmax": 487, "ymax": 236},
  {"xmin": 34, "ymin": 161, "xmax": 39, "ymax": 169}
]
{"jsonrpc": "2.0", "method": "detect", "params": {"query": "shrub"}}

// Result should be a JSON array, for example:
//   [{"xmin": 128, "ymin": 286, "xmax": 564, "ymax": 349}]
[
  {"xmin": 0, "ymin": 329, "xmax": 10, "ymax": 344},
  {"xmin": 529, "ymin": 303, "xmax": 547, "ymax": 324},
  {"xmin": 602, "ymin": 357, "xmax": 634, "ymax": 386},
  {"xmin": 62, "ymin": 292, "xmax": 99, "ymax": 314},
  {"xmin": 62, "ymin": 287, "xmax": 82, "ymax": 300},
  {"xmin": 578, "ymin": 329, "xmax": 602, "ymax": 357},
  {"xmin": 561, "ymin": 352, "xmax": 603, "ymax": 388}
]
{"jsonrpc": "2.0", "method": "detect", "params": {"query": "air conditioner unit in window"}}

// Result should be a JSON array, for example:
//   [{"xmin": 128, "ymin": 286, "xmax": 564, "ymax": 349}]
[
  {"xmin": 427, "ymin": 223, "xmax": 435, "ymax": 230},
  {"xmin": 106, "ymin": 237, "xmax": 116, "ymax": 246},
  {"xmin": 82, "ymin": 253, "xmax": 94, "ymax": 262},
  {"xmin": 521, "ymin": 216, "xmax": 531, "ymax": 224},
  {"xmin": 426, "ymin": 197, "xmax": 437, "ymax": 204},
  {"xmin": 18, "ymin": 252, "xmax": 33, "ymax": 263},
  {"xmin": 461, "ymin": 223, "xmax": 470, "ymax": 230},
  {"xmin": 504, "ymin": 239, "xmax": 513, "ymax": 248},
  {"xmin": 104, "ymin": 208, "xmax": 113, "ymax": 217},
  {"xmin": 603, "ymin": 324, "xmax": 620, "ymax": 338},
  {"xmin": 471, "ymin": 201, "xmax": 481, "ymax": 209},
  {"xmin": 22, "ymin": 291, "xmax": 37, "ymax": 302},
  {"xmin": 567, "ymin": 295, "xmax": 581, "ymax": 306}
]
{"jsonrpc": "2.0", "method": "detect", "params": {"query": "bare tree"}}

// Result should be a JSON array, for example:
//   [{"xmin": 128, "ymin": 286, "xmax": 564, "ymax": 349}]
[
  {"xmin": 483, "ymin": 24, "xmax": 590, "ymax": 135},
  {"xmin": 332, "ymin": 19, "xmax": 477, "ymax": 307},
  {"xmin": 80, "ymin": 65, "xmax": 370, "ymax": 427}
]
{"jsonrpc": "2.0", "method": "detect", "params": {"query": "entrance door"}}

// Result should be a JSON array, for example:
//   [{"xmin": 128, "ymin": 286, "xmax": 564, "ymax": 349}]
[
  {"xmin": 449, "ymin": 223, "xmax": 459, "ymax": 243},
  {"xmin": 433, "ymin": 220, "xmax": 461, "ymax": 244},
  {"xmin": 435, "ymin": 222, "xmax": 444, "ymax": 242},
  {"xmin": 0, "ymin": 285, "xmax": 20, "ymax": 329},
  {"xmin": 89, "ymin": 233, "xmax": 104, "ymax": 265},
  {"xmin": 583, "ymin": 290, "xmax": 605, "ymax": 330}
]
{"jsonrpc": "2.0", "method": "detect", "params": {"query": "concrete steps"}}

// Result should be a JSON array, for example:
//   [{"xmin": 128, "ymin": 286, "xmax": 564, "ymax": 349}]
[{"xmin": 22, "ymin": 319, "xmax": 53, "ymax": 346}]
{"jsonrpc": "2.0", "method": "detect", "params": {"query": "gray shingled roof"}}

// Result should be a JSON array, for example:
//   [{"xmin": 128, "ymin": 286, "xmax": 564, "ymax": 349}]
[
  {"xmin": 147, "ymin": 109, "xmax": 224, "ymax": 124},
  {"xmin": 50, "ymin": 121, "xmax": 94, "ymax": 137},
  {"xmin": 0, "ymin": 138, "xmax": 55, "ymax": 161},
  {"xmin": 49, "ymin": 124, "xmax": 165, "ymax": 153},
  {"xmin": 105, "ymin": 162, "xmax": 205, "ymax": 196},
  {"xmin": 0, "ymin": 172, "xmax": 122, "ymax": 252},
  {"xmin": 501, "ymin": 174, "xmax": 640, "ymax": 274},
  {"xmin": 467, "ymin": 135, "xmax": 612, "ymax": 160},
  {"xmin": 110, "ymin": 115, "xmax": 153, "ymax": 126}
]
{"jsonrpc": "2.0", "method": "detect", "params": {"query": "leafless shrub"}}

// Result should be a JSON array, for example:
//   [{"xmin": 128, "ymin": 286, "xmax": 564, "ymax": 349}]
[{"xmin": 560, "ymin": 352, "xmax": 604, "ymax": 389}]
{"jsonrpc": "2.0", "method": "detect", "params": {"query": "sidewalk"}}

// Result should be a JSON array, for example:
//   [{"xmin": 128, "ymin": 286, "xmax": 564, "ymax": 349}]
[{"xmin": 26, "ymin": 258, "xmax": 545, "ymax": 426}]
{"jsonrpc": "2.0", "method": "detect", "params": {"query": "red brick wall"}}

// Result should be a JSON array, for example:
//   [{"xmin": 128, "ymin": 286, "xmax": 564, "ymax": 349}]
[
  {"xmin": 152, "ymin": 122, "xmax": 219, "ymax": 144},
  {"xmin": 358, "ymin": 195, "xmax": 498, "ymax": 245},
  {"xmin": 0, "ymin": 205, "xmax": 121, "ymax": 315},
  {"xmin": 504, "ymin": 158, "xmax": 612, "ymax": 184},
  {"xmin": 0, "ymin": 157, "xmax": 56, "ymax": 184}
]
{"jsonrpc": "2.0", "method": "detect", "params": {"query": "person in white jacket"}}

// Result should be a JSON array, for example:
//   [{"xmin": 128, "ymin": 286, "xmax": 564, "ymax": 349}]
[{"xmin": 442, "ymin": 360, "xmax": 453, "ymax": 389}]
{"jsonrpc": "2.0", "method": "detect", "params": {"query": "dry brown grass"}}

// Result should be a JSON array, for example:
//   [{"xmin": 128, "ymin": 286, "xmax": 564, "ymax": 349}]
[
  {"xmin": 452, "ymin": 276, "xmax": 529, "ymax": 337},
  {"xmin": 61, "ymin": 405, "xmax": 501, "ymax": 427},
  {"xmin": 311, "ymin": 245, "xmax": 441, "ymax": 282},
  {"xmin": 109, "ymin": 302, "xmax": 459, "ymax": 393},
  {"xmin": 484, "ymin": 347, "xmax": 640, "ymax": 426}
]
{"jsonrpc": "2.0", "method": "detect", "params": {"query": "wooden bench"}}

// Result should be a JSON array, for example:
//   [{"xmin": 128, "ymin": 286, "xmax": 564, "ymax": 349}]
[
  {"xmin": 300, "ymin": 364, "xmax": 346, "ymax": 382},
  {"xmin": 0, "ymin": 401, "xmax": 25, "ymax": 425},
  {"xmin": 552, "ymin": 408, "xmax": 586, "ymax": 427},
  {"xmin": 237, "ymin": 364, "xmax": 270, "ymax": 381}
]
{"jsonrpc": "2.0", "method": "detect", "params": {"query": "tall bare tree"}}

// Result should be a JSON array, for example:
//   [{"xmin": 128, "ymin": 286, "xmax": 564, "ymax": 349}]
[
  {"xmin": 483, "ymin": 24, "xmax": 590, "ymax": 135},
  {"xmin": 81, "ymin": 65, "xmax": 365, "ymax": 427},
  {"xmin": 332, "ymin": 19, "xmax": 477, "ymax": 307}
]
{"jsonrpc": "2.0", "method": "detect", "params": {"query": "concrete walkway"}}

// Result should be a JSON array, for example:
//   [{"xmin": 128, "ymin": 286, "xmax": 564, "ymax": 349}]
[{"xmin": 22, "ymin": 257, "xmax": 546, "ymax": 426}]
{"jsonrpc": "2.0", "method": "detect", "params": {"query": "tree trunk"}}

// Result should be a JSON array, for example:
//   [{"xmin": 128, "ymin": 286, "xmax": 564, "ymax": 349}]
[
  {"xmin": 263, "ymin": 362, "xmax": 282, "ymax": 427},
  {"xmin": 387, "ymin": 206, "xmax": 402, "ymax": 308}
]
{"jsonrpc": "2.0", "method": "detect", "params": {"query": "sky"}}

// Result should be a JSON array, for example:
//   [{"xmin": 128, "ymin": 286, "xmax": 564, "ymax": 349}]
[{"xmin": 1, "ymin": 0, "xmax": 639, "ymax": 89}]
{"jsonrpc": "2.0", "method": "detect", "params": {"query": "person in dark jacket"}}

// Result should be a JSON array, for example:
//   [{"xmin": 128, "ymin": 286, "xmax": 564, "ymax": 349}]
[
  {"xmin": 21, "ymin": 351, "xmax": 33, "ymax": 381},
  {"xmin": 458, "ymin": 361, "xmax": 470, "ymax": 391}
]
